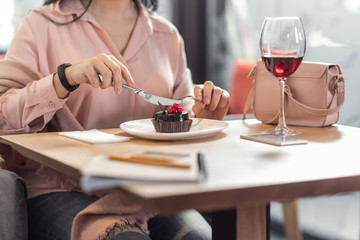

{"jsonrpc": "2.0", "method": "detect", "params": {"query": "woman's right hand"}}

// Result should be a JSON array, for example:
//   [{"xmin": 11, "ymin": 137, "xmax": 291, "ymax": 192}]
[{"xmin": 53, "ymin": 53, "xmax": 134, "ymax": 98}]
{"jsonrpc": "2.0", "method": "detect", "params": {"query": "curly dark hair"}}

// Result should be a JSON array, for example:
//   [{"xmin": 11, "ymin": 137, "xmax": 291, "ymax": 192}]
[{"xmin": 39, "ymin": 0, "xmax": 158, "ymax": 25}]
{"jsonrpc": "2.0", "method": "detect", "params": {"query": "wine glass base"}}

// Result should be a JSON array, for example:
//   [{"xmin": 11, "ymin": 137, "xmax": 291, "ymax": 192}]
[{"xmin": 264, "ymin": 126, "xmax": 302, "ymax": 136}]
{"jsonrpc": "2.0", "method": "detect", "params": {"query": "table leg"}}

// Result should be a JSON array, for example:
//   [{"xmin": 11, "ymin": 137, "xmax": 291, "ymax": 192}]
[
  {"xmin": 236, "ymin": 203, "xmax": 268, "ymax": 240},
  {"xmin": 211, "ymin": 203, "xmax": 268, "ymax": 240},
  {"xmin": 282, "ymin": 200, "xmax": 302, "ymax": 240}
]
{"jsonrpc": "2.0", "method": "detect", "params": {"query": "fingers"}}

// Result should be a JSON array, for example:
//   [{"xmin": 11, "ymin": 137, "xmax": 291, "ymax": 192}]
[
  {"xmin": 94, "ymin": 60, "xmax": 113, "ymax": 88},
  {"xmin": 100, "ymin": 55, "xmax": 123, "ymax": 94},
  {"xmin": 68, "ymin": 54, "xmax": 134, "ymax": 94},
  {"xmin": 195, "ymin": 81, "xmax": 229, "ymax": 110},
  {"xmin": 109, "ymin": 56, "xmax": 134, "ymax": 87},
  {"xmin": 193, "ymin": 85, "xmax": 204, "ymax": 103},
  {"xmin": 202, "ymin": 81, "xmax": 213, "ymax": 105},
  {"xmin": 98, "ymin": 54, "xmax": 134, "ymax": 94},
  {"xmin": 217, "ymin": 89, "xmax": 230, "ymax": 109},
  {"xmin": 192, "ymin": 81, "xmax": 230, "ymax": 119},
  {"xmin": 193, "ymin": 85, "xmax": 205, "ymax": 114}
]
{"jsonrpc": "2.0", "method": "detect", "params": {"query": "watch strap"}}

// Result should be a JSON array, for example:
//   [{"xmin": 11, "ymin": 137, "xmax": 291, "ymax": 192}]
[{"xmin": 57, "ymin": 63, "xmax": 79, "ymax": 92}]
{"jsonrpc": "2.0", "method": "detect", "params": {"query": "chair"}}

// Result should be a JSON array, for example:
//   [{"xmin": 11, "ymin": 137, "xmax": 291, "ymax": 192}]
[
  {"xmin": 229, "ymin": 59, "xmax": 255, "ymax": 115},
  {"xmin": 229, "ymin": 59, "xmax": 302, "ymax": 240},
  {"xmin": 0, "ymin": 169, "xmax": 28, "ymax": 240}
]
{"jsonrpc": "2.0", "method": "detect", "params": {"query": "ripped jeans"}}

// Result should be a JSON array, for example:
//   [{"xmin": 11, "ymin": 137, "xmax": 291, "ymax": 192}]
[{"xmin": 28, "ymin": 191, "xmax": 212, "ymax": 240}]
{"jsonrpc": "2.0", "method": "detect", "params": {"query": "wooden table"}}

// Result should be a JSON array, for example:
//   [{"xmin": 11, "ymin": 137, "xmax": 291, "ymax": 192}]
[{"xmin": 2, "ymin": 119, "xmax": 360, "ymax": 240}]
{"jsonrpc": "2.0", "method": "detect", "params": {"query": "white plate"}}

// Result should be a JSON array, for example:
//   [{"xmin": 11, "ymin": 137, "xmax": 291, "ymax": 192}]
[{"xmin": 120, "ymin": 118, "xmax": 228, "ymax": 140}]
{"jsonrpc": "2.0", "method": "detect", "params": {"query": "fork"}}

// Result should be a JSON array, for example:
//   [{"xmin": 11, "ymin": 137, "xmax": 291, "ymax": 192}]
[{"xmin": 175, "ymin": 95, "xmax": 202, "ymax": 103}]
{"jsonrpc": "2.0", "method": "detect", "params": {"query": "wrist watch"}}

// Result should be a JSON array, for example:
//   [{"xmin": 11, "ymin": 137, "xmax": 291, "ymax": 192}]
[{"xmin": 57, "ymin": 63, "xmax": 79, "ymax": 92}]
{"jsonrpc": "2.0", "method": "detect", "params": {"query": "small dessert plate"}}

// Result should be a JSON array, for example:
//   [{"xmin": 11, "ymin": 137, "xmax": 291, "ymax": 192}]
[{"xmin": 120, "ymin": 118, "xmax": 228, "ymax": 141}]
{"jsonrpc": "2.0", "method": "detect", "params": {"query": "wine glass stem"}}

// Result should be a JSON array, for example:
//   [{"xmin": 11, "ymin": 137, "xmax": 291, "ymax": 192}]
[{"xmin": 278, "ymin": 78, "xmax": 287, "ymax": 130}]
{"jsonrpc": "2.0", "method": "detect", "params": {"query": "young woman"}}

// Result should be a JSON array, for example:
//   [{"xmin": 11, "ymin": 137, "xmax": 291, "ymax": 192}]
[{"xmin": 0, "ymin": 0, "xmax": 229, "ymax": 239}]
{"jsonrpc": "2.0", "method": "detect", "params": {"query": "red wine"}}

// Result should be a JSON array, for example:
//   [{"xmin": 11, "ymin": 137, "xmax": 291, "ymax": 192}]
[{"xmin": 262, "ymin": 56, "xmax": 303, "ymax": 79}]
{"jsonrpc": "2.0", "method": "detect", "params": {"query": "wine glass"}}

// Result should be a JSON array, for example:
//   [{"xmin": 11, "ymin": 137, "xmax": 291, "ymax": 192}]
[{"xmin": 260, "ymin": 17, "xmax": 306, "ymax": 136}]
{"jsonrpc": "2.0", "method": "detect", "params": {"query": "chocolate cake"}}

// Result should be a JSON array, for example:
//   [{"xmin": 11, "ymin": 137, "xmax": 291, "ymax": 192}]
[{"xmin": 152, "ymin": 103, "xmax": 192, "ymax": 133}]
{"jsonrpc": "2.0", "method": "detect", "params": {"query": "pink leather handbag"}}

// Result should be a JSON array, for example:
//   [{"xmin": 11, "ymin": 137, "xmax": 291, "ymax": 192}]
[{"xmin": 243, "ymin": 61, "xmax": 345, "ymax": 127}]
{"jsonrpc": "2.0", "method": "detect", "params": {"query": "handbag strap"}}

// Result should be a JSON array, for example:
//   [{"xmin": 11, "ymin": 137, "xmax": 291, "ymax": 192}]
[
  {"xmin": 243, "ymin": 67, "xmax": 345, "ymax": 119},
  {"xmin": 242, "ymin": 65, "xmax": 256, "ymax": 120},
  {"xmin": 285, "ymin": 76, "xmax": 345, "ymax": 116}
]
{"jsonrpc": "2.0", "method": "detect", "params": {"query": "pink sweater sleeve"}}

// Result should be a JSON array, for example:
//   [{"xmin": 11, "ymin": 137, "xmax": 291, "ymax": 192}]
[
  {"xmin": 0, "ymin": 17, "xmax": 67, "ymax": 134},
  {"xmin": 0, "ymin": 75, "xmax": 66, "ymax": 133},
  {"xmin": 6, "ymin": 17, "xmax": 40, "ymax": 72}
]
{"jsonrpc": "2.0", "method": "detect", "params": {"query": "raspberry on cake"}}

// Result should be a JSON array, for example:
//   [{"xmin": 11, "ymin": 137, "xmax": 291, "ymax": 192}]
[{"xmin": 152, "ymin": 103, "xmax": 193, "ymax": 133}]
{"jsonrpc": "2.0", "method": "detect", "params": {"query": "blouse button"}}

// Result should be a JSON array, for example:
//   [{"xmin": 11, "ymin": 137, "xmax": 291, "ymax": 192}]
[{"xmin": 48, "ymin": 101, "xmax": 56, "ymax": 108}]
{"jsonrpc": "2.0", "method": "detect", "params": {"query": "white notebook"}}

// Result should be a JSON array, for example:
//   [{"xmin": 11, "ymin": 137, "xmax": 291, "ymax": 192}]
[{"xmin": 81, "ymin": 152, "xmax": 207, "ymax": 192}]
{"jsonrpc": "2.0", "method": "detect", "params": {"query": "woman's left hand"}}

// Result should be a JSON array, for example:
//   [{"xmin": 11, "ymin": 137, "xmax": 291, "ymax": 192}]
[{"xmin": 192, "ymin": 81, "xmax": 230, "ymax": 120}]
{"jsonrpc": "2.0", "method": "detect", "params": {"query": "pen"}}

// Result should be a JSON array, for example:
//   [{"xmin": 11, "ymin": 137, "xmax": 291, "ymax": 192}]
[
  {"xmin": 197, "ymin": 152, "xmax": 207, "ymax": 181},
  {"xmin": 109, "ymin": 155, "xmax": 191, "ymax": 169}
]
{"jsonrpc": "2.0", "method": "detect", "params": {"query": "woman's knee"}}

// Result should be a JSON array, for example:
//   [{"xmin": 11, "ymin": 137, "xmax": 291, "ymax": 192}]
[
  {"xmin": 182, "ymin": 229, "xmax": 212, "ymax": 240},
  {"xmin": 106, "ymin": 224, "xmax": 151, "ymax": 240},
  {"xmin": 148, "ymin": 209, "xmax": 212, "ymax": 240}
]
